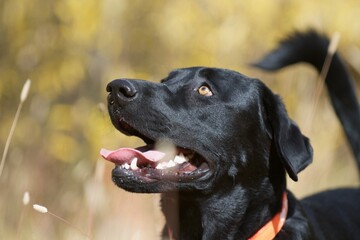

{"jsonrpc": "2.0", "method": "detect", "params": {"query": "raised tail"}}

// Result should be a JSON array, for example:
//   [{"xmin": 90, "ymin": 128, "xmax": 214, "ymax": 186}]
[{"xmin": 253, "ymin": 30, "xmax": 360, "ymax": 168}]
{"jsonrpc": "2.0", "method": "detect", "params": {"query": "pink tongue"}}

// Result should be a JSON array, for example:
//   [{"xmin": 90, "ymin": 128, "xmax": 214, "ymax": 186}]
[{"xmin": 100, "ymin": 148, "xmax": 166, "ymax": 165}]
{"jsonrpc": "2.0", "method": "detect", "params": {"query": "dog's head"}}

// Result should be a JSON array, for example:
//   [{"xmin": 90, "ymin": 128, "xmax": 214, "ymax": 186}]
[{"xmin": 101, "ymin": 67, "xmax": 312, "ymax": 194}]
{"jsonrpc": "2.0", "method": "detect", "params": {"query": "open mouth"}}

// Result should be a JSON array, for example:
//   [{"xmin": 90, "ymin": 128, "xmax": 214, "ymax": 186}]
[{"xmin": 100, "ymin": 119, "xmax": 211, "ymax": 183}]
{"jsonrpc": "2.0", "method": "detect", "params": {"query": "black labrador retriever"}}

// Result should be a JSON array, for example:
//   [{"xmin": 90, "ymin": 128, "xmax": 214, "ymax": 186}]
[{"xmin": 101, "ymin": 31, "xmax": 360, "ymax": 239}]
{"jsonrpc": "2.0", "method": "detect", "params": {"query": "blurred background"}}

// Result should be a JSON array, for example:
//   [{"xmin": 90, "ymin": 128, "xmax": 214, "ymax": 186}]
[{"xmin": 1, "ymin": 0, "xmax": 360, "ymax": 239}]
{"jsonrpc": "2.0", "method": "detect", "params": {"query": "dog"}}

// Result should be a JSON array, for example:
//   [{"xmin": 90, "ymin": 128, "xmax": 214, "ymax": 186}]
[{"xmin": 101, "ymin": 31, "xmax": 360, "ymax": 239}]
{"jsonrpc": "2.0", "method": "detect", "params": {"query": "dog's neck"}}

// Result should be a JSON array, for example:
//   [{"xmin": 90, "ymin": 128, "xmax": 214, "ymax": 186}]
[
  {"xmin": 161, "ymin": 183, "xmax": 285, "ymax": 240},
  {"xmin": 161, "ymin": 146, "xmax": 287, "ymax": 239}
]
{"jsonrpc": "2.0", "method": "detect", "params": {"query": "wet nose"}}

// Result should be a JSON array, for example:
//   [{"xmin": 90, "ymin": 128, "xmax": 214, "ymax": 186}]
[{"xmin": 106, "ymin": 79, "xmax": 138, "ymax": 104}]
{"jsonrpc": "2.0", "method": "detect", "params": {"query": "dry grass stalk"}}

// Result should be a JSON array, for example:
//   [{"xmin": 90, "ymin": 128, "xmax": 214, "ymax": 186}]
[
  {"xmin": 306, "ymin": 32, "xmax": 341, "ymax": 133},
  {"xmin": 16, "ymin": 191, "xmax": 31, "ymax": 240},
  {"xmin": 0, "ymin": 79, "xmax": 31, "ymax": 177},
  {"xmin": 22, "ymin": 191, "xmax": 30, "ymax": 206},
  {"xmin": 33, "ymin": 203, "xmax": 91, "ymax": 239}
]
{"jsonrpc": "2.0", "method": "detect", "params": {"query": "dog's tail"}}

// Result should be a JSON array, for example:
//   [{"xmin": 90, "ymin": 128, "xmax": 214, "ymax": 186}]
[{"xmin": 253, "ymin": 30, "xmax": 360, "ymax": 169}]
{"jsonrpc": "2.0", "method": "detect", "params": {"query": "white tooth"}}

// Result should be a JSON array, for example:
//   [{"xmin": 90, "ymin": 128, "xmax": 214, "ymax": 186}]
[
  {"xmin": 167, "ymin": 160, "xmax": 176, "ymax": 168},
  {"xmin": 174, "ymin": 154, "xmax": 187, "ymax": 164},
  {"xmin": 156, "ymin": 162, "xmax": 166, "ymax": 170},
  {"xmin": 130, "ymin": 158, "xmax": 139, "ymax": 170},
  {"xmin": 124, "ymin": 163, "xmax": 130, "ymax": 169}
]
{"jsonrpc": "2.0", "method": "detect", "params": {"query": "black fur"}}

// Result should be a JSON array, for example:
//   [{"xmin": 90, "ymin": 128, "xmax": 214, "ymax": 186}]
[
  {"xmin": 104, "ymin": 31, "xmax": 360, "ymax": 239},
  {"xmin": 254, "ymin": 30, "xmax": 360, "ymax": 168}
]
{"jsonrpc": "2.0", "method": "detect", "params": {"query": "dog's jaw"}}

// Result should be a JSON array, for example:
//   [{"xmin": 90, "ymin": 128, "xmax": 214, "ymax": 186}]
[
  {"xmin": 101, "ymin": 95, "xmax": 219, "ymax": 192},
  {"xmin": 101, "ymin": 144, "xmax": 213, "ymax": 192}
]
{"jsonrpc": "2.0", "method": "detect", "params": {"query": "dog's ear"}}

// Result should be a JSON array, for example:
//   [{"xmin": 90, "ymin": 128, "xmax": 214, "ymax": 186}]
[{"xmin": 263, "ymin": 87, "xmax": 313, "ymax": 181}]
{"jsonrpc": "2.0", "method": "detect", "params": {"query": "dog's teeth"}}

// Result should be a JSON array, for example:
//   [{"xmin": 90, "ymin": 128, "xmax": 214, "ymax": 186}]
[
  {"xmin": 156, "ymin": 162, "xmax": 166, "ymax": 169},
  {"xmin": 174, "ymin": 154, "xmax": 187, "ymax": 164},
  {"xmin": 124, "ymin": 163, "xmax": 130, "ymax": 169},
  {"xmin": 167, "ymin": 160, "xmax": 176, "ymax": 168},
  {"xmin": 156, "ymin": 160, "xmax": 177, "ymax": 169},
  {"xmin": 130, "ymin": 158, "xmax": 139, "ymax": 170}
]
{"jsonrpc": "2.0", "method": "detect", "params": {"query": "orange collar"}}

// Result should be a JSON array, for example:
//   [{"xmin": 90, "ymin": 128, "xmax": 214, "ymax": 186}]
[{"xmin": 248, "ymin": 192, "xmax": 288, "ymax": 240}]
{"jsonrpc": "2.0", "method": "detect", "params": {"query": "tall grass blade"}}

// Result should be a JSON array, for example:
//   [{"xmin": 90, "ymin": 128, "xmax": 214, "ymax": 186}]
[{"xmin": 0, "ymin": 80, "xmax": 31, "ymax": 177}]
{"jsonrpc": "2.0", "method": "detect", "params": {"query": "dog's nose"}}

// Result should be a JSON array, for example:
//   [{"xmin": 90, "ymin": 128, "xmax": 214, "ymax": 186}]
[{"xmin": 106, "ymin": 79, "xmax": 138, "ymax": 104}]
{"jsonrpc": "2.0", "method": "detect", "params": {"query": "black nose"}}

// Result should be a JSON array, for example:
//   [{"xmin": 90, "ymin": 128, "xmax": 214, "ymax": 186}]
[{"xmin": 106, "ymin": 79, "xmax": 138, "ymax": 104}]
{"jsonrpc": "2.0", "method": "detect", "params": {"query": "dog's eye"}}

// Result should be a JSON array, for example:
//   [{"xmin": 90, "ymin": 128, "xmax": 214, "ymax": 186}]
[{"xmin": 197, "ymin": 85, "xmax": 213, "ymax": 96}]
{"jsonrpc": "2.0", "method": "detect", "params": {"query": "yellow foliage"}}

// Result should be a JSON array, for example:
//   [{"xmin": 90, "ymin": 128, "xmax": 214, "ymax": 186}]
[
  {"xmin": 48, "ymin": 132, "xmax": 79, "ymax": 162},
  {"xmin": 59, "ymin": 58, "xmax": 85, "ymax": 91},
  {"xmin": 55, "ymin": 0, "xmax": 100, "ymax": 45},
  {"xmin": 48, "ymin": 104, "xmax": 73, "ymax": 131}
]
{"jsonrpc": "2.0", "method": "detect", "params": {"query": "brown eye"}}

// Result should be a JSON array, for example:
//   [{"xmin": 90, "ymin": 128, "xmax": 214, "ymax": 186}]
[{"xmin": 198, "ymin": 85, "xmax": 213, "ymax": 96}]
